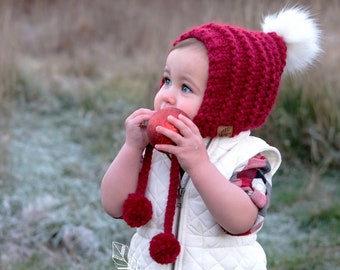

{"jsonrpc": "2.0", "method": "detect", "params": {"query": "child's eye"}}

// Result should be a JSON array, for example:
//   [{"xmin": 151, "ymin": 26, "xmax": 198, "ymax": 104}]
[
  {"xmin": 182, "ymin": 84, "xmax": 192, "ymax": 93},
  {"xmin": 164, "ymin": 77, "xmax": 172, "ymax": 86}
]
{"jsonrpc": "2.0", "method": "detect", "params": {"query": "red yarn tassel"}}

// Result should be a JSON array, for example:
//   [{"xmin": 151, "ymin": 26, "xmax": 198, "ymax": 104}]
[
  {"xmin": 122, "ymin": 144, "xmax": 153, "ymax": 227},
  {"xmin": 164, "ymin": 156, "xmax": 180, "ymax": 234},
  {"xmin": 149, "ymin": 155, "xmax": 181, "ymax": 264}
]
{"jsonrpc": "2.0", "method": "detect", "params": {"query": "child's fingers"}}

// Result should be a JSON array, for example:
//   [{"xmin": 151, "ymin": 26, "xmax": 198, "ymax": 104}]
[
  {"xmin": 126, "ymin": 109, "xmax": 155, "ymax": 127},
  {"xmin": 178, "ymin": 114, "xmax": 200, "ymax": 134},
  {"xmin": 167, "ymin": 114, "xmax": 200, "ymax": 138},
  {"xmin": 155, "ymin": 125, "xmax": 182, "ymax": 142}
]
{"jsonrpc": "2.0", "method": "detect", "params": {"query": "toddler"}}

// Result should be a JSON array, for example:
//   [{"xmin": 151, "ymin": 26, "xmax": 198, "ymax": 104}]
[{"xmin": 101, "ymin": 6, "xmax": 321, "ymax": 269}]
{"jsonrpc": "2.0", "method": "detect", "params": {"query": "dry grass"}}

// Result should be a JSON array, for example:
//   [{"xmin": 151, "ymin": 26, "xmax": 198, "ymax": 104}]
[
  {"xmin": 2, "ymin": 0, "xmax": 338, "ymax": 122},
  {"xmin": 3, "ymin": 0, "xmax": 340, "ymax": 97},
  {"xmin": 0, "ymin": 2, "xmax": 17, "ymax": 186}
]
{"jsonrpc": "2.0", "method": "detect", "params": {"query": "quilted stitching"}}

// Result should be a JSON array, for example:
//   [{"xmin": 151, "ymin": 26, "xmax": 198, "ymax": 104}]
[{"xmin": 128, "ymin": 136, "xmax": 279, "ymax": 269}]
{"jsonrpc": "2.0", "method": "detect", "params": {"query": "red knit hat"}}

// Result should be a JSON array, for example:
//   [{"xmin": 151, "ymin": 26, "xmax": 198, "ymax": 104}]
[
  {"xmin": 121, "ymin": 7, "xmax": 321, "ymax": 265},
  {"xmin": 174, "ymin": 8, "xmax": 321, "ymax": 138}
]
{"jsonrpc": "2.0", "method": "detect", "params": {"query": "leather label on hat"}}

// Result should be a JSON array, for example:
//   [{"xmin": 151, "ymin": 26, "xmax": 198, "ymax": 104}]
[{"xmin": 217, "ymin": 126, "xmax": 233, "ymax": 137}]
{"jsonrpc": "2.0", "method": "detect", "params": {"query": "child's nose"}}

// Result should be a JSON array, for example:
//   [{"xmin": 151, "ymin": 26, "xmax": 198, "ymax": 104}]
[{"xmin": 162, "ymin": 88, "xmax": 176, "ymax": 105}]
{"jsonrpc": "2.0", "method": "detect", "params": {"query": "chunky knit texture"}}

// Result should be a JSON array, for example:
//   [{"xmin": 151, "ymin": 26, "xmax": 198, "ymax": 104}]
[{"xmin": 174, "ymin": 23, "xmax": 287, "ymax": 138}]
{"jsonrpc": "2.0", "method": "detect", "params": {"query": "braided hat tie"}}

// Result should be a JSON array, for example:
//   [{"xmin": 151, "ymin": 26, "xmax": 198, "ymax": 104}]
[{"xmin": 122, "ymin": 145, "xmax": 181, "ymax": 264}]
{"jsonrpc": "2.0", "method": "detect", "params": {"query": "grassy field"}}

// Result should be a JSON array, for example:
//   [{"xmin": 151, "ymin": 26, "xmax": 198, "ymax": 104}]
[{"xmin": 0, "ymin": 0, "xmax": 339, "ymax": 269}]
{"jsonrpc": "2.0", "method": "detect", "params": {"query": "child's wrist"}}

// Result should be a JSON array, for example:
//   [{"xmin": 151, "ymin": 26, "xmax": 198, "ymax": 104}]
[
  {"xmin": 186, "ymin": 158, "xmax": 212, "ymax": 179},
  {"xmin": 123, "ymin": 142, "xmax": 145, "ymax": 155}
]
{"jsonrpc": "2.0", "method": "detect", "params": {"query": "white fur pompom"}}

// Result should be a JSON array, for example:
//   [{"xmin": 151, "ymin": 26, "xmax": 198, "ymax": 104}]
[{"xmin": 261, "ymin": 7, "xmax": 322, "ymax": 73}]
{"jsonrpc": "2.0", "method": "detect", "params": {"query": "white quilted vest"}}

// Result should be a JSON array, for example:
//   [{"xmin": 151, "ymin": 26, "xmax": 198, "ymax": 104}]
[{"xmin": 128, "ymin": 131, "xmax": 281, "ymax": 270}]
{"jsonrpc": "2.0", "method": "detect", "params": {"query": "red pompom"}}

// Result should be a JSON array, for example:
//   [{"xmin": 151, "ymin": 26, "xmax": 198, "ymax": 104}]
[
  {"xmin": 122, "ymin": 193, "xmax": 152, "ymax": 227},
  {"xmin": 149, "ymin": 233, "xmax": 181, "ymax": 264}
]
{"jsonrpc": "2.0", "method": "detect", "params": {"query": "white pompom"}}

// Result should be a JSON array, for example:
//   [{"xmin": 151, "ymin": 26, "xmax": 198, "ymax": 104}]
[{"xmin": 261, "ymin": 7, "xmax": 322, "ymax": 73}]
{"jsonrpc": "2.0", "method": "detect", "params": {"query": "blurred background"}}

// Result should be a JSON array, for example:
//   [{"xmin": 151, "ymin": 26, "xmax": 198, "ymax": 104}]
[{"xmin": 0, "ymin": 0, "xmax": 339, "ymax": 269}]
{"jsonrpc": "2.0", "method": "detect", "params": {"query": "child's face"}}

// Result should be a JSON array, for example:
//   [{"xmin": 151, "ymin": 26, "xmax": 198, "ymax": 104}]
[{"xmin": 154, "ymin": 44, "xmax": 208, "ymax": 120}]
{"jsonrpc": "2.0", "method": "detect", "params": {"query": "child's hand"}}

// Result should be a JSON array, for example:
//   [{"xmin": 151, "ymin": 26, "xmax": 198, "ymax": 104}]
[
  {"xmin": 124, "ymin": 108, "xmax": 155, "ymax": 151},
  {"xmin": 154, "ymin": 113, "xmax": 210, "ymax": 173}
]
